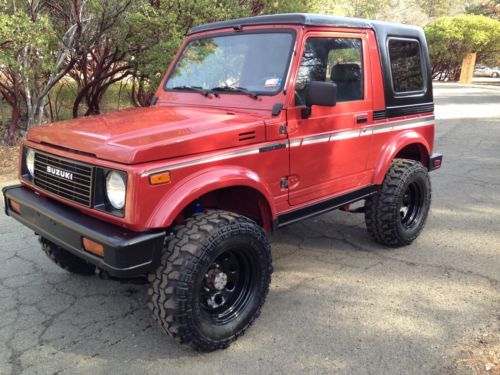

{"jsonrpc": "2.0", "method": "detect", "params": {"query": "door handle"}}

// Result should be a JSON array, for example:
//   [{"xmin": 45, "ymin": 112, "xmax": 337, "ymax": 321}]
[{"xmin": 356, "ymin": 116, "xmax": 368, "ymax": 124}]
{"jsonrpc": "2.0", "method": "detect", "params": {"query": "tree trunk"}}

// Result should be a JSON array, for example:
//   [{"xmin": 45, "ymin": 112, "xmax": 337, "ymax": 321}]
[
  {"xmin": 72, "ymin": 86, "xmax": 87, "ymax": 118},
  {"xmin": 25, "ymin": 86, "xmax": 35, "ymax": 130},
  {"xmin": 8, "ymin": 104, "xmax": 21, "ymax": 146},
  {"xmin": 35, "ymin": 96, "xmax": 47, "ymax": 125},
  {"xmin": 130, "ymin": 76, "xmax": 139, "ymax": 107},
  {"xmin": 117, "ymin": 80, "xmax": 124, "ymax": 111}
]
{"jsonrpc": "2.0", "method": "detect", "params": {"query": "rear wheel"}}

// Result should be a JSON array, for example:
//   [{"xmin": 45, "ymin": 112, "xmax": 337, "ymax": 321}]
[
  {"xmin": 148, "ymin": 210, "xmax": 272, "ymax": 351},
  {"xmin": 40, "ymin": 237, "xmax": 96, "ymax": 275},
  {"xmin": 365, "ymin": 159, "xmax": 431, "ymax": 246}
]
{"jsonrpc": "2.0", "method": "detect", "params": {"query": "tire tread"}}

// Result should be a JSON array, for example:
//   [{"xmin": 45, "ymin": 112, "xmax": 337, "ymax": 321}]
[
  {"xmin": 148, "ymin": 210, "xmax": 272, "ymax": 352},
  {"xmin": 365, "ymin": 159, "xmax": 431, "ymax": 246}
]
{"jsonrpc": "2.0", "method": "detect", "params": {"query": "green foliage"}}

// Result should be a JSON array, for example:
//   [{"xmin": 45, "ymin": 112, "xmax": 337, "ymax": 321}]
[
  {"xmin": 416, "ymin": 0, "xmax": 454, "ymax": 18},
  {"xmin": 0, "ymin": 0, "xmax": 132, "ymax": 141},
  {"xmin": 425, "ymin": 14, "xmax": 500, "ymax": 80},
  {"xmin": 309, "ymin": 0, "xmax": 389, "ymax": 19},
  {"xmin": 124, "ymin": 0, "xmax": 310, "ymax": 104},
  {"xmin": 256, "ymin": 0, "xmax": 311, "ymax": 14},
  {"xmin": 125, "ymin": 2, "xmax": 185, "ymax": 97},
  {"xmin": 0, "ymin": 2, "xmax": 57, "ymax": 92},
  {"xmin": 426, "ymin": 14, "xmax": 497, "ymax": 56},
  {"xmin": 2, "ymin": 0, "xmax": 500, "ymax": 142},
  {"xmin": 466, "ymin": 0, "xmax": 500, "ymax": 20}
]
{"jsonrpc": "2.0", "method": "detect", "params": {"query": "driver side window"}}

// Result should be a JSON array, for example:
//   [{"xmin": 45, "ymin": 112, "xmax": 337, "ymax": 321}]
[{"xmin": 295, "ymin": 37, "xmax": 363, "ymax": 105}]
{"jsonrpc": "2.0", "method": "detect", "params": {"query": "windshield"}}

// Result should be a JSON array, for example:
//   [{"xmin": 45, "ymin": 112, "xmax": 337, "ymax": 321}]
[{"xmin": 164, "ymin": 32, "xmax": 294, "ymax": 95}]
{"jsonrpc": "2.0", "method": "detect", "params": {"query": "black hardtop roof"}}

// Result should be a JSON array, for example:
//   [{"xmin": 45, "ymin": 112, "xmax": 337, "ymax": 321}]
[
  {"xmin": 188, "ymin": 13, "xmax": 422, "ymax": 35},
  {"xmin": 187, "ymin": 13, "xmax": 432, "ymax": 112}
]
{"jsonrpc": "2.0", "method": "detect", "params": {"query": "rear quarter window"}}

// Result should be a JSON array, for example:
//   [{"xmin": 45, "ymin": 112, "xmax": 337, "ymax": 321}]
[{"xmin": 388, "ymin": 39, "xmax": 424, "ymax": 93}]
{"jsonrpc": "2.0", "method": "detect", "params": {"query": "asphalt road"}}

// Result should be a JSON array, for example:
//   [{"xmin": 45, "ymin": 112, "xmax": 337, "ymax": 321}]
[{"xmin": 1, "ymin": 83, "xmax": 499, "ymax": 374}]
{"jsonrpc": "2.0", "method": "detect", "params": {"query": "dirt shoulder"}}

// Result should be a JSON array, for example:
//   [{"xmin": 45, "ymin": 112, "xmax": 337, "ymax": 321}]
[{"xmin": 444, "ymin": 320, "xmax": 500, "ymax": 374}]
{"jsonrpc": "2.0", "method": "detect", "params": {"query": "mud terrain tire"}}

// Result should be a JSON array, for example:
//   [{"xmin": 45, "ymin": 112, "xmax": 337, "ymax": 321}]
[
  {"xmin": 148, "ymin": 210, "xmax": 272, "ymax": 352},
  {"xmin": 365, "ymin": 159, "xmax": 431, "ymax": 246}
]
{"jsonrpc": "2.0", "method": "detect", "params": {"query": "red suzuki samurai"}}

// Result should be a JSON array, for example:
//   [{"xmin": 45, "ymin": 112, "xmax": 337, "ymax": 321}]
[{"xmin": 3, "ymin": 13, "xmax": 442, "ymax": 351}]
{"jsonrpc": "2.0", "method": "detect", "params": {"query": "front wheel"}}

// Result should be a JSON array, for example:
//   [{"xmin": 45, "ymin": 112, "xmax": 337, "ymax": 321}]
[
  {"xmin": 40, "ymin": 237, "xmax": 96, "ymax": 275},
  {"xmin": 365, "ymin": 159, "xmax": 431, "ymax": 246},
  {"xmin": 148, "ymin": 210, "xmax": 272, "ymax": 351}
]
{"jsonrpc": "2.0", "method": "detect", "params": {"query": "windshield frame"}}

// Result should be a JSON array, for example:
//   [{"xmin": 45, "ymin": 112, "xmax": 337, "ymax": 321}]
[{"xmin": 162, "ymin": 29, "xmax": 297, "ymax": 97}]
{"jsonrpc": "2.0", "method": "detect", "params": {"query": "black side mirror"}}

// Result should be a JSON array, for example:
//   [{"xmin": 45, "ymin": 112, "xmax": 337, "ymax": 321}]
[{"xmin": 302, "ymin": 81, "xmax": 337, "ymax": 118}]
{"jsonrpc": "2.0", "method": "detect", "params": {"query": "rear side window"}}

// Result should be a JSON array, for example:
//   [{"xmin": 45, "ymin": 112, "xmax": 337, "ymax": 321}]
[{"xmin": 388, "ymin": 39, "xmax": 423, "ymax": 93}]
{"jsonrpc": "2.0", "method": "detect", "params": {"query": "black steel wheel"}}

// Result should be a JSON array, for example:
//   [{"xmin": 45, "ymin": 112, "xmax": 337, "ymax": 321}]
[
  {"xmin": 148, "ymin": 210, "xmax": 272, "ymax": 351},
  {"xmin": 399, "ymin": 181, "xmax": 425, "ymax": 230},
  {"xmin": 365, "ymin": 159, "xmax": 431, "ymax": 246},
  {"xmin": 200, "ymin": 249, "xmax": 257, "ymax": 325}
]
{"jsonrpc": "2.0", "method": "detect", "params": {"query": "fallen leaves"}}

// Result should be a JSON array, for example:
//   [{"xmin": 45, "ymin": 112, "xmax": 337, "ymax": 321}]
[{"xmin": 445, "ymin": 322, "xmax": 500, "ymax": 374}]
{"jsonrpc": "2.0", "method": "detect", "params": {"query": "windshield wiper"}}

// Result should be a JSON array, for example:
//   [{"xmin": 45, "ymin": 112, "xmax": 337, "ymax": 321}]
[
  {"xmin": 211, "ymin": 86, "xmax": 259, "ymax": 99},
  {"xmin": 171, "ymin": 85, "xmax": 219, "ymax": 97}
]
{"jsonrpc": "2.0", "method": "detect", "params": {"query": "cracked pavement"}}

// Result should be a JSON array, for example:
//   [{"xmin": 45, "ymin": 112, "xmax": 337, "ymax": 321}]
[{"xmin": 0, "ymin": 83, "xmax": 499, "ymax": 374}]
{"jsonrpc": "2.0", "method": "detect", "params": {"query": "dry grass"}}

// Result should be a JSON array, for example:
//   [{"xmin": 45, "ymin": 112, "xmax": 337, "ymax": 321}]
[{"xmin": 0, "ymin": 145, "xmax": 19, "ymax": 183}]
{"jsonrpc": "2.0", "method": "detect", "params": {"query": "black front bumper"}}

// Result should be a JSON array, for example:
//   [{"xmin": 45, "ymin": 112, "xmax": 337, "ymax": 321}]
[{"xmin": 2, "ymin": 185, "xmax": 164, "ymax": 278}]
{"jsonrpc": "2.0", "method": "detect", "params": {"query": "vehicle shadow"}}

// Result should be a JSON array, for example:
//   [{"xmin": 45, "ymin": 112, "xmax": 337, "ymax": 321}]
[{"xmin": 0, "ymin": 199, "xmax": 498, "ymax": 374}]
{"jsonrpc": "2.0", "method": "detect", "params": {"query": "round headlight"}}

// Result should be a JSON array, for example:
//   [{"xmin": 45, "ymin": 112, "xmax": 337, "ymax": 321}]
[
  {"xmin": 105, "ymin": 171, "xmax": 126, "ymax": 210},
  {"xmin": 26, "ymin": 148, "xmax": 35, "ymax": 176}
]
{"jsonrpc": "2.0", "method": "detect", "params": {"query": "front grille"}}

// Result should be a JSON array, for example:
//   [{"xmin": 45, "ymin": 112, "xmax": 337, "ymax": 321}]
[{"xmin": 33, "ymin": 151, "xmax": 94, "ymax": 207}]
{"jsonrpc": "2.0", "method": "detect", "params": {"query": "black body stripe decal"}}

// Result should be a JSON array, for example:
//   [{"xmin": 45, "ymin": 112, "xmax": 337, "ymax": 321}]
[
  {"xmin": 375, "ymin": 103, "xmax": 434, "ymax": 120},
  {"xmin": 277, "ymin": 185, "xmax": 378, "ymax": 228}
]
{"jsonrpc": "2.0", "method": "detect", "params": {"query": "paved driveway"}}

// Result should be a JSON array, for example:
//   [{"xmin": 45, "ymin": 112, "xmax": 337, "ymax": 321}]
[{"xmin": 0, "ymin": 83, "xmax": 499, "ymax": 374}]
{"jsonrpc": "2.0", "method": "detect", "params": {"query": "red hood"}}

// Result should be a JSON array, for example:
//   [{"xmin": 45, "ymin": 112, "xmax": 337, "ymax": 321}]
[{"xmin": 28, "ymin": 106, "xmax": 267, "ymax": 164}]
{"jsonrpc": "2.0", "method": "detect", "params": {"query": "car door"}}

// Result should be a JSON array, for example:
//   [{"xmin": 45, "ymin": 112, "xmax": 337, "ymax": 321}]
[{"xmin": 286, "ymin": 31, "xmax": 374, "ymax": 206}]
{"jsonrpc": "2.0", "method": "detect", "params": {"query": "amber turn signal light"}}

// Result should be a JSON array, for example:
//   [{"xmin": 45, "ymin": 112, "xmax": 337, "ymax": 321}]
[
  {"xmin": 9, "ymin": 199, "xmax": 21, "ymax": 214},
  {"xmin": 149, "ymin": 171, "xmax": 171, "ymax": 185},
  {"xmin": 83, "ymin": 237, "xmax": 104, "ymax": 257}
]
